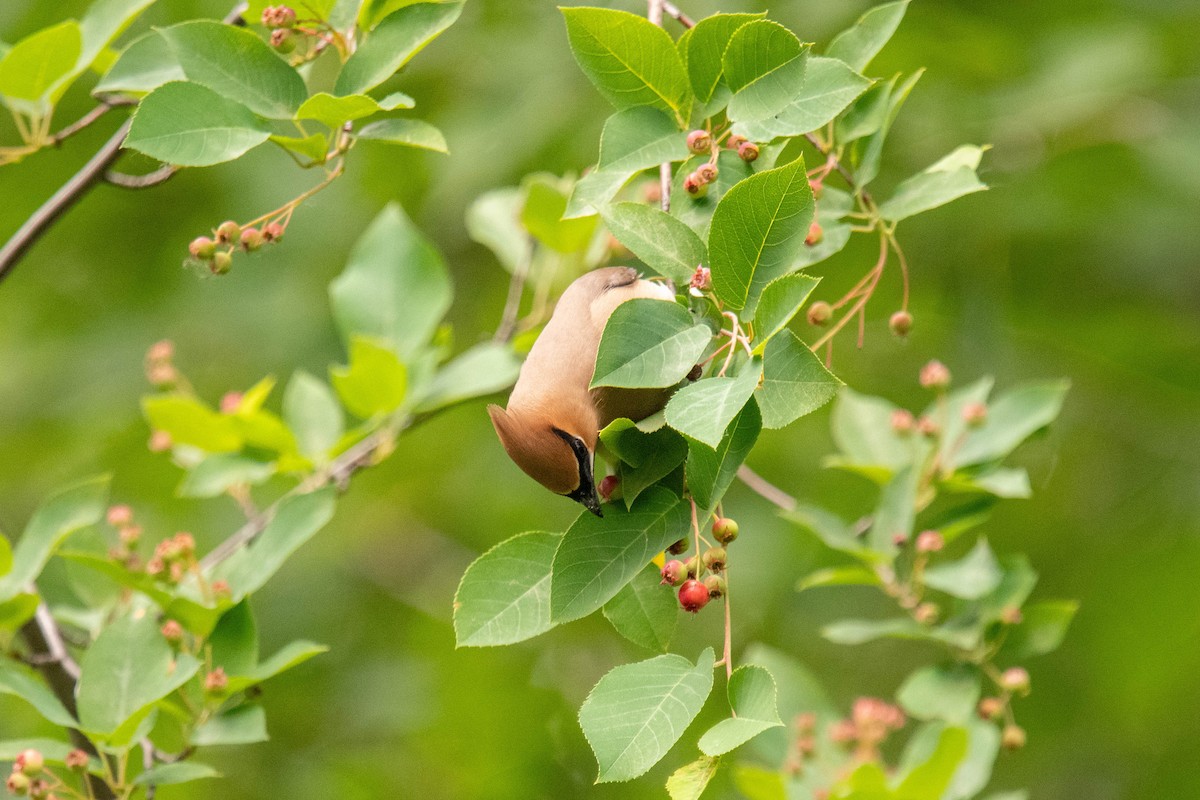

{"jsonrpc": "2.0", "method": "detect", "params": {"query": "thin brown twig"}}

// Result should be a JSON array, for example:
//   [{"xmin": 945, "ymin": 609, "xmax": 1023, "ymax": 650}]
[
  {"xmin": 661, "ymin": 1, "xmax": 695, "ymax": 27},
  {"xmin": 105, "ymin": 164, "xmax": 179, "ymax": 189},
  {"xmin": 493, "ymin": 237, "xmax": 534, "ymax": 343},
  {"xmin": 735, "ymin": 465, "xmax": 797, "ymax": 512}
]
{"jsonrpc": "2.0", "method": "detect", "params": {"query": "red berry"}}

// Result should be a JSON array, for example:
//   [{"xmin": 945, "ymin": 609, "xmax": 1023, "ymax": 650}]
[
  {"xmin": 962, "ymin": 402, "xmax": 988, "ymax": 427},
  {"xmin": 809, "ymin": 178, "xmax": 824, "ymax": 199},
  {"xmin": 919, "ymin": 360, "xmax": 951, "ymax": 390},
  {"xmin": 727, "ymin": 134, "xmax": 747, "ymax": 150},
  {"xmin": 189, "ymin": 236, "xmax": 217, "ymax": 260},
  {"xmin": 891, "ymin": 409, "xmax": 915, "ymax": 434},
  {"xmin": 689, "ymin": 265, "xmax": 712, "ymax": 292},
  {"xmin": 678, "ymin": 579, "xmax": 710, "ymax": 612},
  {"xmin": 915, "ymin": 530, "xmax": 944, "ymax": 553},
  {"xmin": 916, "ymin": 415, "xmax": 940, "ymax": 437},
  {"xmin": 241, "ymin": 227, "xmax": 265, "ymax": 252},
  {"xmin": 702, "ymin": 547, "xmax": 726, "ymax": 572},
  {"xmin": 977, "ymin": 697, "xmax": 1004, "ymax": 721},
  {"xmin": 262, "ymin": 222, "xmax": 285, "ymax": 241},
  {"xmin": 262, "ymin": 5, "xmax": 297, "ymax": 28},
  {"xmin": 889, "ymin": 310, "xmax": 913, "ymax": 337},
  {"xmin": 161, "ymin": 620, "xmax": 184, "ymax": 643},
  {"xmin": 215, "ymin": 220, "xmax": 241, "ymax": 245},
  {"xmin": 695, "ymin": 163, "xmax": 718, "ymax": 184},
  {"xmin": 1002, "ymin": 724, "xmax": 1027, "ymax": 750},
  {"xmin": 737, "ymin": 141, "xmax": 760, "ymax": 162},
  {"xmin": 220, "ymin": 391, "xmax": 243, "ymax": 414},
  {"xmin": 15, "ymin": 749, "xmax": 43, "ymax": 776},
  {"xmin": 65, "ymin": 750, "xmax": 89, "ymax": 771},
  {"xmin": 598, "ymin": 474, "xmax": 621, "ymax": 502},
  {"xmin": 106, "ymin": 504, "xmax": 133, "ymax": 526},
  {"xmin": 1000, "ymin": 667, "xmax": 1031, "ymax": 695},
  {"xmin": 204, "ymin": 667, "xmax": 228, "ymax": 695},
  {"xmin": 660, "ymin": 559, "xmax": 687, "ymax": 586},
  {"xmin": 147, "ymin": 339, "xmax": 174, "ymax": 362},
  {"xmin": 806, "ymin": 301, "xmax": 832, "ymax": 327},
  {"xmin": 686, "ymin": 130, "xmax": 712, "ymax": 154},
  {"xmin": 711, "ymin": 517, "xmax": 739, "ymax": 544},
  {"xmin": 805, "ymin": 220, "xmax": 823, "ymax": 246}
]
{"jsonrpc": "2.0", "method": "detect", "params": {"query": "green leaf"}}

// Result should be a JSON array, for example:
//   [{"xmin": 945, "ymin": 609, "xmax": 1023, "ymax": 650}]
[
  {"xmin": 897, "ymin": 664, "xmax": 981, "ymax": 724},
  {"xmin": 895, "ymin": 725, "xmax": 968, "ymax": 800},
  {"xmin": 670, "ymin": 150, "xmax": 753, "ymax": 240},
  {"xmin": 77, "ymin": 614, "xmax": 200, "ymax": 738},
  {"xmin": 0, "ymin": 595, "xmax": 38, "ymax": 630},
  {"xmin": 952, "ymin": 380, "xmax": 1070, "ymax": 468},
  {"xmin": 736, "ymin": 56, "xmax": 873, "ymax": 141},
  {"xmin": 826, "ymin": 0, "xmax": 909, "ymax": 72},
  {"xmin": 708, "ymin": 157, "xmax": 815, "ymax": 318},
  {"xmin": 125, "ymin": 81, "xmax": 269, "ymax": 167},
  {"xmin": 158, "ymin": 22, "xmax": 306, "ymax": 118},
  {"xmin": 796, "ymin": 565, "xmax": 880, "ymax": 591},
  {"xmin": 190, "ymin": 704, "xmax": 268, "ymax": 746},
  {"xmin": 686, "ymin": 399, "xmax": 761, "ymax": 515},
  {"xmin": 751, "ymin": 273, "xmax": 820, "ymax": 354},
  {"xmin": 357, "ymin": 118, "xmax": 448, "ymax": 153},
  {"xmin": 0, "ymin": 660, "xmax": 78, "ymax": 727},
  {"xmin": 579, "ymin": 648, "xmax": 715, "ymax": 782},
  {"xmin": 329, "ymin": 203, "xmax": 452, "ymax": 360},
  {"xmin": 521, "ymin": 176, "xmax": 598, "ymax": 253},
  {"xmin": 732, "ymin": 765, "xmax": 787, "ymax": 800},
  {"xmin": 223, "ymin": 640, "xmax": 327, "ymax": 693},
  {"xmin": 296, "ymin": 92, "xmax": 387, "ymax": 129},
  {"xmin": 666, "ymin": 359, "xmax": 762, "ymax": 448},
  {"xmin": 550, "ymin": 487, "xmax": 689, "ymax": 624},
  {"xmin": 698, "ymin": 665, "xmax": 783, "ymax": 756},
  {"xmin": 0, "ymin": 21, "xmax": 81, "ymax": 105},
  {"xmin": 835, "ymin": 78, "xmax": 893, "ymax": 144},
  {"xmin": 667, "ymin": 756, "xmax": 719, "ymax": 800},
  {"xmin": 757, "ymin": 330, "xmax": 841, "ymax": 429},
  {"xmin": 454, "ymin": 531, "xmax": 560, "ymax": 648},
  {"xmin": 785, "ymin": 504, "xmax": 880, "ymax": 563},
  {"xmin": 684, "ymin": 12, "xmax": 765, "ymax": 102},
  {"xmin": 821, "ymin": 617, "xmax": 925, "ymax": 645},
  {"xmin": 565, "ymin": 168, "xmax": 634, "ymax": 219},
  {"xmin": 414, "ymin": 341, "xmax": 522, "ymax": 413},
  {"xmin": 741, "ymin": 643, "xmax": 837, "ymax": 763},
  {"xmin": 561, "ymin": 6, "xmax": 691, "ymax": 121},
  {"xmin": 330, "ymin": 337, "xmax": 407, "ymax": 419},
  {"xmin": 0, "ymin": 476, "xmax": 108, "ymax": 599},
  {"xmin": 269, "ymin": 132, "xmax": 329, "ymax": 163},
  {"xmin": 723, "ymin": 20, "xmax": 810, "ymax": 123},
  {"xmin": 597, "ymin": 107, "xmax": 689, "ymax": 173},
  {"xmin": 924, "ymin": 377, "xmax": 994, "ymax": 470},
  {"xmin": 283, "ymin": 371, "xmax": 344, "ymax": 462},
  {"xmin": 601, "ymin": 203, "xmax": 706, "ymax": 285},
  {"xmin": 466, "ymin": 187, "xmax": 530, "ymax": 272},
  {"xmin": 178, "ymin": 455, "xmax": 273, "ymax": 498},
  {"xmin": 868, "ymin": 463, "xmax": 919, "ymax": 554},
  {"xmin": 1004, "ymin": 600, "xmax": 1078, "ymax": 659},
  {"xmin": 208, "ymin": 600, "xmax": 258, "ymax": 676},
  {"xmin": 879, "ymin": 146, "xmax": 988, "ymax": 223},
  {"xmin": 94, "ymin": 31, "xmax": 182, "ymax": 97},
  {"xmin": 854, "ymin": 69, "xmax": 922, "ymax": 186},
  {"xmin": 602, "ymin": 562, "xmax": 677, "ymax": 651},
  {"xmin": 0, "ymin": 535, "xmax": 11, "ymax": 579},
  {"xmin": 142, "ymin": 393, "xmax": 241, "ymax": 452},
  {"xmin": 830, "ymin": 387, "xmax": 915, "ymax": 473},
  {"xmin": 924, "ymin": 538, "xmax": 1003, "ymax": 600},
  {"xmin": 620, "ymin": 428, "xmax": 689, "ymax": 508},
  {"xmin": 335, "ymin": 2, "xmax": 462, "ymax": 95},
  {"xmin": 592, "ymin": 299, "xmax": 709, "ymax": 390},
  {"xmin": 213, "ymin": 488, "xmax": 336, "ymax": 600},
  {"xmin": 899, "ymin": 719, "xmax": 1000, "ymax": 800},
  {"xmin": 134, "ymin": 762, "xmax": 220, "ymax": 786}
]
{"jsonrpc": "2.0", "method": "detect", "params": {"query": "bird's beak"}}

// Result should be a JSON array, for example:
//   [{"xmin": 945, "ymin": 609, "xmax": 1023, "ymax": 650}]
[{"xmin": 566, "ymin": 457, "xmax": 604, "ymax": 518}]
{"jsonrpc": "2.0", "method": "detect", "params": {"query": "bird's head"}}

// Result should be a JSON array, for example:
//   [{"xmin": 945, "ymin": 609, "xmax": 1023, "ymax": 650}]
[{"xmin": 487, "ymin": 403, "xmax": 603, "ymax": 517}]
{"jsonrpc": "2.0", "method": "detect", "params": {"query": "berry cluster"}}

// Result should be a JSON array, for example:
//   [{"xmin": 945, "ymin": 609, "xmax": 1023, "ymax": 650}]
[
  {"xmin": 827, "ymin": 697, "xmax": 907, "ymax": 763},
  {"xmin": 659, "ymin": 517, "xmax": 738, "ymax": 614},
  {"xmin": 103, "ymin": 504, "xmax": 230, "ymax": 602},
  {"xmin": 187, "ymin": 220, "xmax": 284, "ymax": 275},
  {"xmin": 4, "ymin": 748, "xmax": 85, "ymax": 799},
  {"xmin": 681, "ymin": 130, "xmax": 759, "ymax": 200},
  {"xmin": 889, "ymin": 361, "xmax": 988, "ymax": 440}
]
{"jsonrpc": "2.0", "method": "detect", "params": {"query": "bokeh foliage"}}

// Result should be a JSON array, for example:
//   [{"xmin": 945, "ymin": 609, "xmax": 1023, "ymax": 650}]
[{"xmin": 1, "ymin": 0, "xmax": 1198, "ymax": 798}]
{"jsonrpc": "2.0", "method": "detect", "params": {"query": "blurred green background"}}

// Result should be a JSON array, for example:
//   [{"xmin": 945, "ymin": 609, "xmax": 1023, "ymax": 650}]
[{"xmin": 2, "ymin": 0, "xmax": 1198, "ymax": 797}]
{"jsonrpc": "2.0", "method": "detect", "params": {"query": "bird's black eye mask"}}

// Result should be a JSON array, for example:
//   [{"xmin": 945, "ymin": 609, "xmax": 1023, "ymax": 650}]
[{"xmin": 552, "ymin": 427, "xmax": 603, "ymax": 517}]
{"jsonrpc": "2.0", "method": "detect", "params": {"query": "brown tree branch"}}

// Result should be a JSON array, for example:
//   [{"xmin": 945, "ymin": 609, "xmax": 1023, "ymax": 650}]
[
  {"xmin": 105, "ymin": 164, "xmax": 180, "ymax": 189},
  {"xmin": 736, "ymin": 465, "xmax": 797, "ymax": 512}
]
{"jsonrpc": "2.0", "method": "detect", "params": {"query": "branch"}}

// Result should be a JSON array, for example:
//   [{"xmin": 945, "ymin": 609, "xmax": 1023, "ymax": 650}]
[
  {"xmin": 0, "ymin": 121, "xmax": 131, "ymax": 285},
  {"xmin": 19, "ymin": 602, "xmax": 115, "ymax": 800},
  {"xmin": 736, "ymin": 465, "xmax": 797, "ymax": 512},
  {"xmin": 105, "ymin": 164, "xmax": 179, "ymax": 189},
  {"xmin": 662, "ymin": 1, "xmax": 695, "ymax": 28},
  {"xmin": 492, "ymin": 237, "xmax": 533, "ymax": 343}
]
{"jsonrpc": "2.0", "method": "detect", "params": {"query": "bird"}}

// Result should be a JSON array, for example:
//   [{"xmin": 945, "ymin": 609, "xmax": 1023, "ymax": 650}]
[{"xmin": 488, "ymin": 266, "xmax": 676, "ymax": 517}]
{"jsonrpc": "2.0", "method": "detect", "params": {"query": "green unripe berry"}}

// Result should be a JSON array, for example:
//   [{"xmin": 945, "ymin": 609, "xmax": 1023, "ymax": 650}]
[
  {"xmin": 210, "ymin": 251, "xmax": 233, "ymax": 275},
  {"xmin": 215, "ymin": 220, "xmax": 241, "ymax": 245},
  {"xmin": 711, "ymin": 517, "xmax": 738, "ymax": 544}
]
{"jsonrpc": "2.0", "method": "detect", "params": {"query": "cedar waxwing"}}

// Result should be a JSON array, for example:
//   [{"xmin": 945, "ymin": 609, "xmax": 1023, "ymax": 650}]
[{"xmin": 488, "ymin": 266, "xmax": 676, "ymax": 517}]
